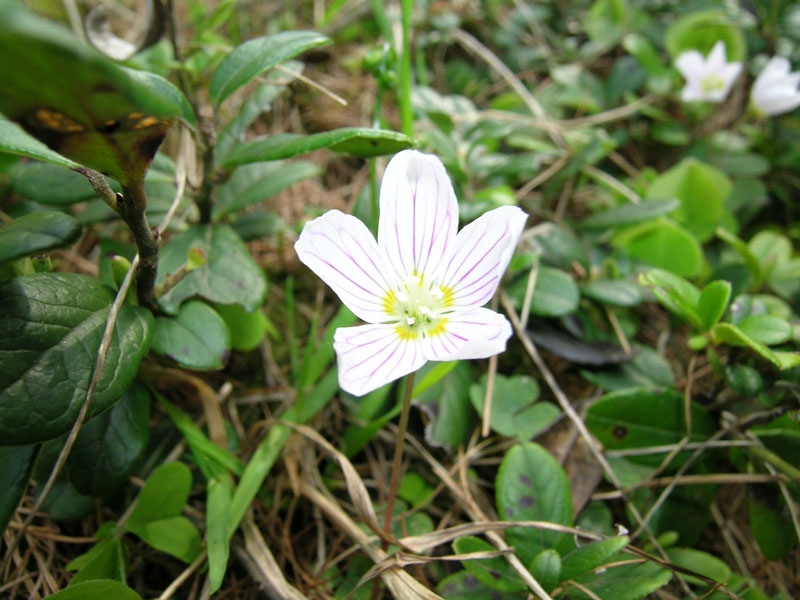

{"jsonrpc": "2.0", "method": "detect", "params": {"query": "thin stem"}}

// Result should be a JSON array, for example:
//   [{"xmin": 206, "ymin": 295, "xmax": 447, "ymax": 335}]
[
  {"xmin": 119, "ymin": 180, "xmax": 159, "ymax": 308},
  {"xmin": 382, "ymin": 371, "xmax": 416, "ymax": 538},
  {"xmin": 398, "ymin": 0, "xmax": 414, "ymax": 137}
]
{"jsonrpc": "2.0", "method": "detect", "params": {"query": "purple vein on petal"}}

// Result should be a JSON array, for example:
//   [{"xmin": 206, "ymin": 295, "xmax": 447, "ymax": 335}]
[
  {"xmin": 311, "ymin": 229, "xmax": 385, "ymax": 294},
  {"xmin": 305, "ymin": 250, "xmax": 381, "ymax": 304}
]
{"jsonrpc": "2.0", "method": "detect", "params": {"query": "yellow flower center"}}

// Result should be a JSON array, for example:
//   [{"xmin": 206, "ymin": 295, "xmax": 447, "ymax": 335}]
[
  {"xmin": 700, "ymin": 74, "xmax": 725, "ymax": 94},
  {"xmin": 384, "ymin": 274, "xmax": 453, "ymax": 340}
]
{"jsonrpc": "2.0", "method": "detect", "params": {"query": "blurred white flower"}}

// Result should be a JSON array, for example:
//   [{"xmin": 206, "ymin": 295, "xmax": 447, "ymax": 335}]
[
  {"xmin": 294, "ymin": 150, "xmax": 527, "ymax": 396},
  {"xmin": 676, "ymin": 40, "xmax": 742, "ymax": 102},
  {"xmin": 750, "ymin": 56, "xmax": 800, "ymax": 117}
]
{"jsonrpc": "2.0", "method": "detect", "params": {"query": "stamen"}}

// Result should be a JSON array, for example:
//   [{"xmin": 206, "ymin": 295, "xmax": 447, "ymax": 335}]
[{"xmin": 406, "ymin": 317, "xmax": 416, "ymax": 325}]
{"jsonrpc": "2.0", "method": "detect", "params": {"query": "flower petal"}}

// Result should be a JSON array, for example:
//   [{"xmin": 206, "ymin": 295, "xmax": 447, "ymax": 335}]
[
  {"xmin": 675, "ymin": 50, "xmax": 705, "ymax": 79},
  {"xmin": 435, "ymin": 206, "xmax": 527, "ymax": 309},
  {"xmin": 295, "ymin": 210, "xmax": 398, "ymax": 323},
  {"xmin": 423, "ymin": 308, "xmax": 512, "ymax": 361},
  {"xmin": 378, "ymin": 150, "xmax": 459, "ymax": 279},
  {"xmin": 334, "ymin": 324, "xmax": 426, "ymax": 396},
  {"xmin": 706, "ymin": 40, "xmax": 727, "ymax": 69}
]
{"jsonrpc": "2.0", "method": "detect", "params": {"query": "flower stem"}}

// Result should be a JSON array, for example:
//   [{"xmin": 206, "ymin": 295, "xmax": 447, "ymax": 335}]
[{"xmin": 382, "ymin": 371, "xmax": 416, "ymax": 540}]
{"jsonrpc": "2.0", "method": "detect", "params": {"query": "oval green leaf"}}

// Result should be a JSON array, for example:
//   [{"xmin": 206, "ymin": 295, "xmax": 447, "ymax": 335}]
[
  {"xmin": 437, "ymin": 570, "xmax": 527, "ymax": 600},
  {"xmin": 0, "ymin": 211, "xmax": 81, "ymax": 266},
  {"xmin": 581, "ymin": 279, "xmax": 643, "ymax": 307},
  {"xmin": 210, "ymin": 31, "xmax": 330, "ymax": 105},
  {"xmin": 220, "ymin": 128, "xmax": 416, "ymax": 169},
  {"xmin": 0, "ymin": 273, "xmax": 152, "ymax": 444},
  {"xmin": 469, "ymin": 374, "xmax": 559, "ymax": 439},
  {"xmin": 126, "ymin": 462, "xmax": 192, "ymax": 529},
  {"xmin": 45, "ymin": 580, "xmax": 142, "ymax": 600},
  {"xmin": 496, "ymin": 442, "xmax": 574, "ymax": 565},
  {"xmin": 614, "ymin": 218, "xmax": 703, "ymax": 277},
  {"xmin": 696, "ymin": 280, "xmax": 731, "ymax": 331},
  {"xmin": 152, "ymin": 300, "xmax": 232, "ymax": 370},
  {"xmin": 0, "ymin": 117, "xmax": 78, "ymax": 169},
  {"xmin": 520, "ymin": 266, "xmax": 579, "ymax": 317},
  {"xmin": 579, "ymin": 198, "xmax": 680, "ymax": 230},
  {"xmin": 453, "ymin": 535, "xmax": 526, "ymax": 592},
  {"xmin": 736, "ymin": 314, "xmax": 791, "ymax": 346},
  {"xmin": 156, "ymin": 224, "xmax": 268, "ymax": 314},
  {"xmin": 0, "ymin": 444, "xmax": 39, "ymax": 535}
]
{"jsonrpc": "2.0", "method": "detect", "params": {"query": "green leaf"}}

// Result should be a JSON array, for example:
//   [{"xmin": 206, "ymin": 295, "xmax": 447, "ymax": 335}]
[
  {"xmin": 414, "ymin": 361, "xmax": 474, "ymax": 448},
  {"xmin": 533, "ymin": 224, "xmax": 589, "ymax": 270},
  {"xmin": 524, "ymin": 266, "xmax": 580, "ymax": 317},
  {"xmin": 156, "ymin": 224, "xmax": 267, "ymax": 315},
  {"xmin": 615, "ymin": 218, "xmax": 703, "ymax": 277},
  {"xmin": 736, "ymin": 314, "xmax": 792, "ymax": 346},
  {"xmin": 412, "ymin": 360, "xmax": 458, "ymax": 397},
  {"xmin": 152, "ymin": 300, "xmax": 232, "ymax": 370},
  {"xmin": 67, "ymin": 524, "xmax": 126, "ymax": 585},
  {"xmin": 586, "ymin": 388, "xmax": 715, "ymax": 468},
  {"xmin": 585, "ymin": 0, "xmax": 628, "ymax": 45},
  {"xmin": 622, "ymin": 33, "xmax": 667, "ymax": 77},
  {"xmin": 45, "ymin": 580, "xmax": 142, "ymax": 600},
  {"xmin": 667, "ymin": 548, "xmax": 731, "ymax": 585},
  {"xmin": 566, "ymin": 560, "xmax": 671, "ymax": 600},
  {"xmin": 0, "ymin": 117, "xmax": 78, "ymax": 168},
  {"xmin": 437, "ymin": 570, "xmax": 527, "ymax": 600},
  {"xmin": 453, "ymin": 536, "xmax": 526, "ymax": 592},
  {"xmin": 664, "ymin": 10, "xmax": 746, "ymax": 62},
  {"xmin": 469, "ymin": 374, "xmax": 559, "ymax": 439},
  {"xmin": 214, "ymin": 304, "xmax": 268, "ymax": 352},
  {"xmin": 528, "ymin": 549, "xmax": 561, "ymax": 593},
  {"xmin": 127, "ymin": 462, "xmax": 192, "ymax": 528},
  {"xmin": 0, "ymin": 444, "xmax": 39, "ymax": 535},
  {"xmin": 129, "ymin": 515, "xmax": 203, "ymax": 563},
  {"xmin": 0, "ymin": 2, "xmax": 193, "ymax": 186},
  {"xmin": 220, "ymin": 128, "xmax": 416, "ymax": 168},
  {"xmin": 0, "ymin": 273, "xmax": 152, "ymax": 444},
  {"xmin": 213, "ymin": 160, "xmax": 321, "ymax": 219},
  {"xmin": 12, "ymin": 162, "xmax": 98, "ymax": 205},
  {"xmin": 638, "ymin": 268, "xmax": 702, "ymax": 328},
  {"xmin": 66, "ymin": 381, "xmax": 150, "ymax": 497},
  {"xmin": 716, "ymin": 227, "xmax": 762, "ymax": 282},
  {"xmin": 207, "ymin": 477, "xmax": 232, "ymax": 594},
  {"xmin": 0, "ymin": 211, "xmax": 81, "ymax": 266},
  {"xmin": 560, "ymin": 536, "xmax": 629, "ymax": 581},
  {"xmin": 696, "ymin": 280, "xmax": 731, "ymax": 331},
  {"xmin": 581, "ymin": 279, "xmax": 643, "ymax": 307},
  {"xmin": 496, "ymin": 442, "xmax": 574, "ymax": 565},
  {"xmin": 646, "ymin": 159, "xmax": 731, "ymax": 242},
  {"xmin": 578, "ymin": 198, "xmax": 680, "ymax": 230},
  {"xmin": 748, "ymin": 490, "xmax": 797, "ymax": 561},
  {"xmin": 748, "ymin": 230, "xmax": 792, "ymax": 275},
  {"xmin": 210, "ymin": 31, "xmax": 330, "ymax": 105},
  {"xmin": 711, "ymin": 323, "xmax": 800, "ymax": 370}
]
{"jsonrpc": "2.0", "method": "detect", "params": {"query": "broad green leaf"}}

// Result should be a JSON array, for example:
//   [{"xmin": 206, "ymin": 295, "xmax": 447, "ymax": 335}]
[
  {"xmin": 0, "ymin": 273, "xmax": 152, "ymax": 444},
  {"xmin": 207, "ymin": 477, "xmax": 232, "ymax": 594},
  {"xmin": 566, "ymin": 560, "xmax": 671, "ymax": 600},
  {"xmin": 715, "ymin": 227, "xmax": 762, "ymax": 282},
  {"xmin": 664, "ymin": 10, "xmax": 746, "ymax": 61},
  {"xmin": 127, "ymin": 462, "xmax": 192, "ymax": 529},
  {"xmin": 437, "ymin": 570, "xmax": 527, "ymax": 600},
  {"xmin": 152, "ymin": 300, "xmax": 232, "ymax": 370},
  {"xmin": 156, "ymin": 224, "xmax": 267, "ymax": 314},
  {"xmin": 214, "ymin": 304, "xmax": 268, "ymax": 352},
  {"xmin": 581, "ymin": 279, "xmax": 643, "ymax": 307},
  {"xmin": 0, "ymin": 444, "xmax": 39, "ymax": 535},
  {"xmin": 768, "ymin": 258, "xmax": 800, "ymax": 298},
  {"xmin": 736, "ymin": 314, "xmax": 792, "ymax": 346},
  {"xmin": 752, "ymin": 416, "xmax": 800, "ymax": 466},
  {"xmin": 748, "ymin": 230, "xmax": 792, "ymax": 272},
  {"xmin": 578, "ymin": 198, "xmax": 680, "ymax": 230},
  {"xmin": 711, "ymin": 323, "xmax": 800, "ymax": 370},
  {"xmin": 66, "ymin": 381, "xmax": 150, "ymax": 497},
  {"xmin": 560, "ymin": 536, "xmax": 629, "ymax": 581},
  {"xmin": 524, "ymin": 266, "xmax": 580, "ymax": 317},
  {"xmin": 220, "ymin": 128, "xmax": 416, "ymax": 168},
  {"xmin": 130, "ymin": 515, "xmax": 203, "ymax": 563},
  {"xmin": 412, "ymin": 360, "xmax": 459, "ymax": 397},
  {"xmin": 586, "ymin": 388, "xmax": 715, "ymax": 468},
  {"xmin": 748, "ymin": 491, "xmax": 797, "ymax": 561},
  {"xmin": 453, "ymin": 536, "xmax": 526, "ymax": 592},
  {"xmin": 615, "ymin": 218, "xmax": 703, "ymax": 277},
  {"xmin": 496, "ymin": 442, "xmax": 574, "ymax": 565},
  {"xmin": 529, "ymin": 549, "xmax": 561, "ymax": 593},
  {"xmin": 0, "ymin": 211, "xmax": 81, "ymax": 266},
  {"xmin": 213, "ymin": 160, "xmax": 321, "ymax": 219},
  {"xmin": 533, "ymin": 223, "xmax": 589, "ymax": 270},
  {"xmin": 0, "ymin": 2, "xmax": 193, "ymax": 186},
  {"xmin": 622, "ymin": 33, "xmax": 667, "ymax": 77},
  {"xmin": 696, "ymin": 280, "xmax": 731, "ymax": 331},
  {"xmin": 45, "ymin": 580, "xmax": 142, "ymax": 600},
  {"xmin": 469, "ymin": 374, "xmax": 559, "ymax": 439},
  {"xmin": 210, "ymin": 31, "xmax": 330, "ymax": 105},
  {"xmin": 67, "ymin": 524, "xmax": 126, "ymax": 585},
  {"xmin": 667, "ymin": 548, "xmax": 731, "ymax": 585},
  {"xmin": 646, "ymin": 159, "xmax": 731, "ymax": 242},
  {"xmin": 580, "ymin": 345, "xmax": 675, "ymax": 392},
  {"xmin": 12, "ymin": 162, "xmax": 97, "ymax": 205},
  {"xmin": 585, "ymin": 0, "xmax": 628, "ymax": 45},
  {"xmin": 638, "ymin": 268, "xmax": 702, "ymax": 328},
  {"xmin": 0, "ymin": 117, "xmax": 78, "ymax": 168},
  {"xmin": 414, "ymin": 361, "xmax": 474, "ymax": 448}
]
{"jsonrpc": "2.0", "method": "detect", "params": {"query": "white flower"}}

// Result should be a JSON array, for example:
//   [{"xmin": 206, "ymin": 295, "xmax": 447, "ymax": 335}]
[
  {"xmin": 295, "ymin": 150, "xmax": 527, "ymax": 396},
  {"xmin": 750, "ymin": 56, "xmax": 800, "ymax": 117},
  {"xmin": 675, "ymin": 40, "xmax": 742, "ymax": 102}
]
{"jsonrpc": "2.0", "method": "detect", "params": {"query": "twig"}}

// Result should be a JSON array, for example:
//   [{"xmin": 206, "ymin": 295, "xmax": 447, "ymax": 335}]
[{"xmin": 273, "ymin": 63, "xmax": 347, "ymax": 106}]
